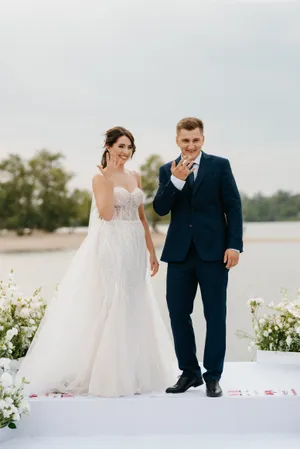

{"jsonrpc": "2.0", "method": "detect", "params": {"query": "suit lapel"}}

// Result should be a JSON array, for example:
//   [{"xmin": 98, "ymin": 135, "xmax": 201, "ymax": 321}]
[{"xmin": 193, "ymin": 152, "xmax": 210, "ymax": 195}]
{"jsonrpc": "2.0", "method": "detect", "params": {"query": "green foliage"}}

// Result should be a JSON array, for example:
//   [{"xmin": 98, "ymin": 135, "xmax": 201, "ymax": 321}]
[
  {"xmin": 241, "ymin": 190, "xmax": 300, "ymax": 222},
  {"xmin": 0, "ymin": 150, "xmax": 91, "ymax": 233},
  {"xmin": 140, "ymin": 154, "xmax": 166, "ymax": 231},
  {"xmin": 1, "ymin": 150, "xmax": 299, "ymax": 235},
  {"xmin": 69, "ymin": 189, "xmax": 92, "ymax": 227}
]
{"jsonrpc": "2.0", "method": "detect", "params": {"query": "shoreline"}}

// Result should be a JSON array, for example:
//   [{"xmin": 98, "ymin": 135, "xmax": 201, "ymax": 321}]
[
  {"xmin": 0, "ymin": 231, "xmax": 166, "ymax": 254},
  {"xmin": 1, "ymin": 232, "xmax": 300, "ymax": 254}
]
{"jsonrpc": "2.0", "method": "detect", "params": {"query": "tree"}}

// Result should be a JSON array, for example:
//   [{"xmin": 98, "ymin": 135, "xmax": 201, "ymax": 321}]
[
  {"xmin": 0, "ymin": 154, "xmax": 37, "ymax": 234},
  {"xmin": 28, "ymin": 150, "xmax": 75, "ymax": 232},
  {"xmin": 69, "ymin": 189, "xmax": 92, "ymax": 227},
  {"xmin": 140, "ymin": 154, "xmax": 165, "ymax": 232},
  {"xmin": 0, "ymin": 150, "xmax": 92, "ymax": 234},
  {"xmin": 241, "ymin": 190, "xmax": 300, "ymax": 222}
]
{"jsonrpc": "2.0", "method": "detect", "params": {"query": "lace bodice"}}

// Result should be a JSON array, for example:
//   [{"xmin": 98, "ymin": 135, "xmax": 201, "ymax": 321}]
[
  {"xmin": 89, "ymin": 185, "xmax": 145, "ymax": 228},
  {"xmin": 111, "ymin": 186, "xmax": 144, "ymax": 221}
]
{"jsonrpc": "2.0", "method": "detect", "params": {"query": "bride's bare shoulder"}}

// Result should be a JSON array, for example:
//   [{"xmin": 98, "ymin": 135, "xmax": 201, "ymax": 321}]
[
  {"xmin": 92, "ymin": 172, "xmax": 105, "ymax": 189},
  {"xmin": 131, "ymin": 170, "xmax": 142, "ymax": 188}
]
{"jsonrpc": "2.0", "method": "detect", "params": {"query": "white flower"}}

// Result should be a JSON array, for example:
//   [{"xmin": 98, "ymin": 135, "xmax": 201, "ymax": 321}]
[
  {"xmin": 2, "ymin": 409, "xmax": 12, "ymax": 419},
  {"xmin": 263, "ymin": 331, "xmax": 269, "ymax": 337},
  {"xmin": 19, "ymin": 308, "xmax": 30, "ymax": 318},
  {"xmin": 295, "ymin": 327, "xmax": 300, "ymax": 334},
  {"xmin": 0, "ymin": 358, "xmax": 11, "ymax": 370},
  {"xmin": 19, "ymin": 401, "xmax": 30, "ymax": 413},
  {"xmin": 259, "ymin": 318, "xmax": 266, "ymax": 325},
  {"xmin": 0, "ymin": 272, "xmax": 45, "ymax": 360},
  {"xmin": 0, "ymin": 399, "xmax": 7, "ymax": 410},
  {"xmin": 30, "ymin": 302, "xmax": 41, "ymax": 311},
  {"xmin": 12, "ymin": 413, "xmax": 20, "ymax": 421},
  {"xmin": 247, "ymin": 299, "xmax": 253, "ymax": 307},
  {"xmin": 247, "ymin": 297, "xmax": 264, "ymax": 309},
  {"xmin": 286, "ymin": 336, "xmax": 292, "ymax": 346},
  {"xmin": 5, "ymin": 327, "xmax": 18, "ymax": 340},
  {"xmin": 0, "ymin": 372, "xmax": 13, "ymax": 388}
]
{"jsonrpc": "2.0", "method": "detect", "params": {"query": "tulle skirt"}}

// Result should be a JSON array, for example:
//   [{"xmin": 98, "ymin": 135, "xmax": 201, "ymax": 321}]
[{"xmin": 17, "ymin": 219, "xmax": 176, "ymax": 397}]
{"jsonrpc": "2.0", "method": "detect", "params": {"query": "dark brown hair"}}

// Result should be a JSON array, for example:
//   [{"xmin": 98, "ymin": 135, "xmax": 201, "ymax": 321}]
[
  {"xmin": 101, "ymin": 126, "xmax": 136, "ymax": 168},
  {"xmin": 176, "ymin": 117, "xmax": 204, "ymax": 135}
]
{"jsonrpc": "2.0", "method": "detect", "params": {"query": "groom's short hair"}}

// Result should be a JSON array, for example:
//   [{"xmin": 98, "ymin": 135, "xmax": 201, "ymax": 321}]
[{"xmin": 176, "ymin": 117, "xmax": 204, "ymax": 135}]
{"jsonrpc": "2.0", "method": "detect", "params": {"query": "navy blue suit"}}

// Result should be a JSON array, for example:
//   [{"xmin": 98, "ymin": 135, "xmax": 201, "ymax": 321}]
[{"xmin": 153, "ymin": 152, "xmax": 243, "ymax": 381}]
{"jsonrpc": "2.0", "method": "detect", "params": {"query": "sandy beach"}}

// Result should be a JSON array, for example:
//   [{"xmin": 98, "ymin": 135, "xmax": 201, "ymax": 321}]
[
  {"xmin": 0, "ymin": 230, "xmax": 167, "ymax": 253},
  {"xmin": 1, "ymin": 230, "xmax": 300, "ymax": 253}
]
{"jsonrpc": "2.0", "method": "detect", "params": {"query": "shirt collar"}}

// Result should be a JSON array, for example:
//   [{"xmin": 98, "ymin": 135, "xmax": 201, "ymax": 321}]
[{"xmin": 193, "ymin": 152, "xmax": 202, "ymax": 165}]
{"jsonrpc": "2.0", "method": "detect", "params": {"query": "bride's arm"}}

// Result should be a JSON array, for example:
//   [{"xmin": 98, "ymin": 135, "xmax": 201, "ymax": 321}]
[
  {"xmin": 92, "ymin": 174, "xmax": 115, "ymax": 221},
  {"xmin": 134, "ymin": 172, "xmax": 159, "ymax": 277}
]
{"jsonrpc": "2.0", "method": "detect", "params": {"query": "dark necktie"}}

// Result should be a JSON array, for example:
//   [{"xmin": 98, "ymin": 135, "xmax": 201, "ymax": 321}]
[{"xmin": 188, "ymin": 163, "xmax": 196, "ymax": 188}]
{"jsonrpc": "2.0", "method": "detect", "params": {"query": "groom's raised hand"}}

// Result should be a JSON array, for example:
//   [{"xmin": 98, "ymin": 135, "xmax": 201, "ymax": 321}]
[{"xmin": 171, "ymin": 159, "xmax": 195, "ymax": 181}]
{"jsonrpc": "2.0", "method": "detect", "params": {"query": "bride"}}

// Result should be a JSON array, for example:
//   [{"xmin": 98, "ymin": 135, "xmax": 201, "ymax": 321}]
[{"xmin": 17, "ymin": 126, "xmax": 175, "ymax": 397}]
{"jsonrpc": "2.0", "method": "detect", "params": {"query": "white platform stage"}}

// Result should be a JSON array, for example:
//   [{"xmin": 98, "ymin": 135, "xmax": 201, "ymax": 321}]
[{"xmin": 2, "ymin": 362, "xmax": 300, "ymax": 448}]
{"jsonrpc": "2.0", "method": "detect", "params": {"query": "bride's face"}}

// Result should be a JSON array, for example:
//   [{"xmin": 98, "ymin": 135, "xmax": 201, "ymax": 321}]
[{"xmin": 107, "ymin": 136, "xmax": 134, "ymax": 165}]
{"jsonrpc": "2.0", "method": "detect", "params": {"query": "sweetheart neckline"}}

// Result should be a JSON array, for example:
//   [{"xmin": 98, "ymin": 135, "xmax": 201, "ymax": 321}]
[{"xmin": 113, "ymin": 186, "xmax": 142, "ymax": 195}]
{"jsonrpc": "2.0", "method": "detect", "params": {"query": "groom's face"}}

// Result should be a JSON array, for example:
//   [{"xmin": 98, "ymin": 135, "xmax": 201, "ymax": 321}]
[{"xmin": 176, "ymin": 128, "xmax": 204, "ymax": 160}]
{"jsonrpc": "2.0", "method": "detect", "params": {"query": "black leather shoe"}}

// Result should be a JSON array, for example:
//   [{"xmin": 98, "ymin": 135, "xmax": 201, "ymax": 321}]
[
  {"xmin": 166, "ymin": 373, "xmax": 203, "ymax": 394},
  {"xmin": 205, "ymin": 380, "xmax": 222, "ymax": 397}
]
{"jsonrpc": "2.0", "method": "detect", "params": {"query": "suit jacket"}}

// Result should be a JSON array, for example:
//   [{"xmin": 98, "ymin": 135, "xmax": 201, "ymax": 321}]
[{"xmin": 153, "ymin": 152, "xmax": 243, "ymax": 263}]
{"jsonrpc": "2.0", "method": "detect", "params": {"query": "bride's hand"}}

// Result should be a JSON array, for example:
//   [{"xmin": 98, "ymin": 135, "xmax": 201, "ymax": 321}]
[
  {"xmin": 150, "ymin": 253, "xmax": 159, "ymax": 277},
  {"xmin": 97, "ymin": 152, "xmax": 122, "ymax": 178}
]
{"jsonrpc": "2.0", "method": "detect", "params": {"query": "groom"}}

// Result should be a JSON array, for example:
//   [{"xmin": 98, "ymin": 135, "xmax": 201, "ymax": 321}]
[{"xmin": 153, "ymin": 117, "xmax": 243, "ymax": 397}]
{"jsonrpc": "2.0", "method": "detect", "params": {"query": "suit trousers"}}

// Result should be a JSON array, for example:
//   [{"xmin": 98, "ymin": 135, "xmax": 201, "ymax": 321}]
[{"xmin": 166, "ymin": 242, "xmax": 229, "ymax": 381}]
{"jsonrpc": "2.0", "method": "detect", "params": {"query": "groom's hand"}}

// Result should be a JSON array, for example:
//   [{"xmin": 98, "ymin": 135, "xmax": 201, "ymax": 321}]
[
  {"xmin": 171, "ymin": 159, "xmax": 195, "ymax": 181},
  {"xmin": 224, "ymin": 249, "xmax": 239, "ymax": 269}
]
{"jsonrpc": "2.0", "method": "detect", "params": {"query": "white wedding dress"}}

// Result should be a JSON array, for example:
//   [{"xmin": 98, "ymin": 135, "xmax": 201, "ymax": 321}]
[{"xmin": 17, "ymin": 184, "xmax": 176, "ymax": 397}]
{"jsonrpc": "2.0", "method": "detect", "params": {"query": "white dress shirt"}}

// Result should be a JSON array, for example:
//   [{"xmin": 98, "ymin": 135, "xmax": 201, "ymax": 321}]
[
  {"xmin": 170, "ymin": 153, "xmax": 202, "ymax": 190},
  {"xmin": 170, "ymin": 152, "xmax": 239, "ymax": 253}
]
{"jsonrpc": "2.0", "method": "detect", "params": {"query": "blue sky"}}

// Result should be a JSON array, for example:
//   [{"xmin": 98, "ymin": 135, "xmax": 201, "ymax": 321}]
[{"xmin": 0, "ymin": 0, "xmax": 299, "ymax": 195}]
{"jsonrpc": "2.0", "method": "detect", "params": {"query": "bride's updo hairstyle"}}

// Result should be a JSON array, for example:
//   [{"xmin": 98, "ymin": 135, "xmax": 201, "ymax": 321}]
[{"xmin": 101, "ymin": 126, "xmax": 136, "ymax": 168}]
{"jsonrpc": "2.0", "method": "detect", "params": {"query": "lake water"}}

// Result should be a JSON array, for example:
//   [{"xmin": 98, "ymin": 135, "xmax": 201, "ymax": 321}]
[{"xmin": 1, "ymin": 222, "xmax": 300, "ymax": 362}]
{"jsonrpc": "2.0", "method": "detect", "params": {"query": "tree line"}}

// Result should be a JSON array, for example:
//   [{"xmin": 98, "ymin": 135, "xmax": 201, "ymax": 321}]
[{"xmin": 0, "ymin": 150, "xmax": 299, "ymax": 235}]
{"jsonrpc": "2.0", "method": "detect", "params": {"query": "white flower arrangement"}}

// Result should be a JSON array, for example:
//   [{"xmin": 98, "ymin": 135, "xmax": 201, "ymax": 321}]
[
  {"xmin": 237, "ymin": 288, "xmax": 300, "ymax": 353},
  {"xmin": 0, "ymin": 270, "xmax": 46, "ymax": 360},
  {"xmin": 0, "ymin": 358, "xmax": 30, "ymax": 429}
]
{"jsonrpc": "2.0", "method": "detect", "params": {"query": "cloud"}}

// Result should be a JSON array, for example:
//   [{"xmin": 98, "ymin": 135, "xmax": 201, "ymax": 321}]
[{"xmin": 0, "ymin": 0, "xmax": 299, "ymax": 194}]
